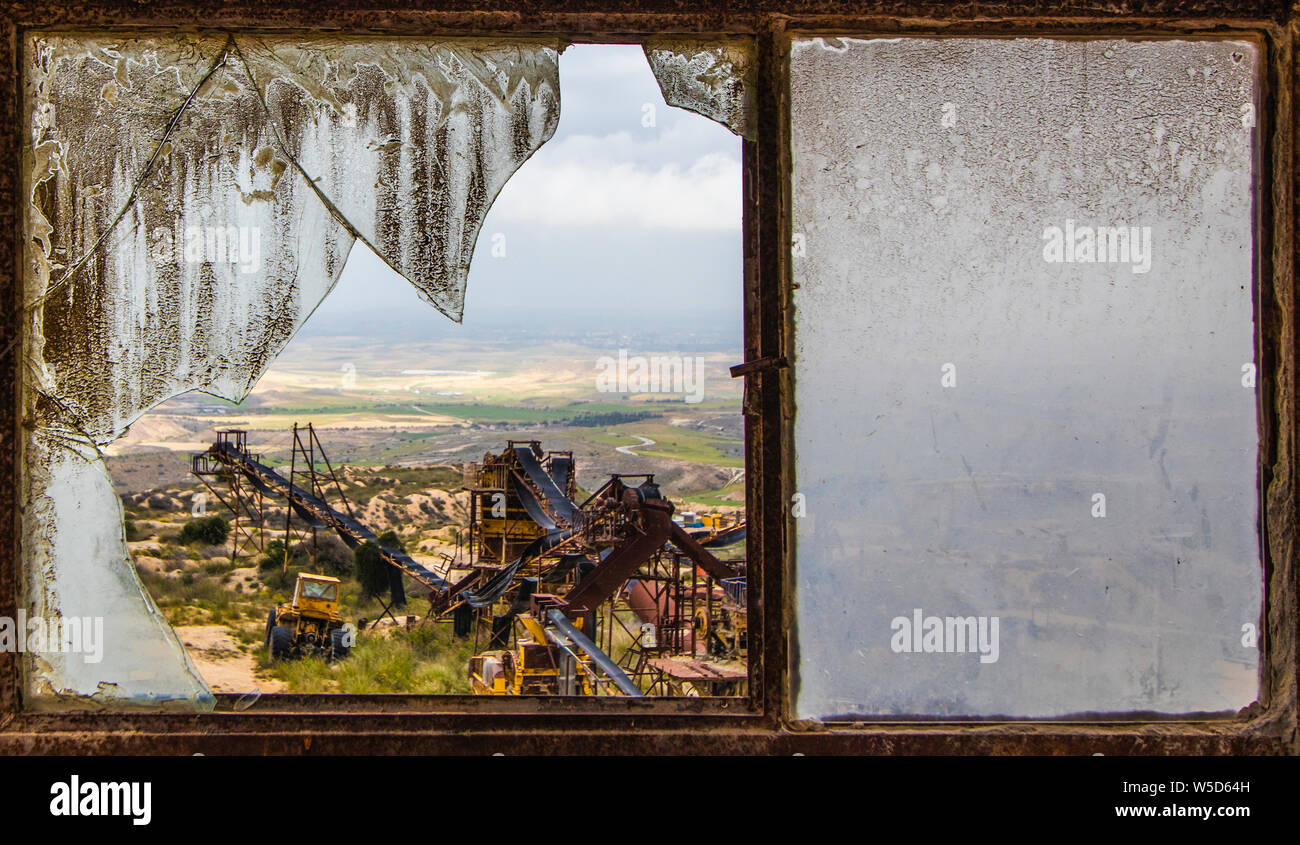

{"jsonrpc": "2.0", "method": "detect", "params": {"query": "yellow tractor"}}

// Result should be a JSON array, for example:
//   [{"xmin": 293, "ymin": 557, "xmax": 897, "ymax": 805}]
[{"xmin": 265, "ymin": 573, "xmax": 352, "ymax": 661}]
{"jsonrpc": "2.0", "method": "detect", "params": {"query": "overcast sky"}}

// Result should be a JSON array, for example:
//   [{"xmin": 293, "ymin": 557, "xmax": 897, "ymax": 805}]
[{"xmin": 305, "ymin": 44, "xmax": 743, "ymax": 338}]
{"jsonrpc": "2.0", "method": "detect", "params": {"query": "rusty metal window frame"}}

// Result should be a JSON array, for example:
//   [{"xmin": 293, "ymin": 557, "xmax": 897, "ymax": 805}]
[{"xmin": 0, "ymin": 1, "xmax": 1294, "ymax": 755}]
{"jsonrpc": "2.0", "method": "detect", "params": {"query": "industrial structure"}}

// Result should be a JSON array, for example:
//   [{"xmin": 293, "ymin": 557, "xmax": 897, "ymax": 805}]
[
  {"xmin": 192, "ymin": 425, "xmax": 452, "ymax": 617},
  {"xmin": 193, "ymin": 429, "xmax": 747, "ymax": 697},
  {"xmin": 454, "ymin": 442, "xmax": 748, "ymax": 696}
]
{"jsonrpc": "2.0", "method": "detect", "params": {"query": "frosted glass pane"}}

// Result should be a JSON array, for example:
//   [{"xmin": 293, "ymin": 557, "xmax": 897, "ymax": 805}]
[
  {"xmin": 791, "ymin": 37, "xmax": 1260, "ymax": 719},
  {"xmin": 22, "ymin": 32, "xmax": 558, "ymax": 708}
]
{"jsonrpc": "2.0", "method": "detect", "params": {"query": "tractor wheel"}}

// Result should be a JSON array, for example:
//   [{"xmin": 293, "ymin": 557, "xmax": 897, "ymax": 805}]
[
  {"xmin": 264, "ymin": 610, "xmax": 278, "ymax": 648},
  {"xmin": 269, "ymin": 625, "xmax": 294, "ymax": 661},
  {"xmin": 329, "ymin": 628, "xmax": 351, "ymax": 661}
]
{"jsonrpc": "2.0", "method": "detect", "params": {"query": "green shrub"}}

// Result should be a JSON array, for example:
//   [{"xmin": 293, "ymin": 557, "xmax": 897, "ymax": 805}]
[
  {"xmin": 262, "ymin": 566, "xmax": 294, "ymax": 591},
  {"xmin": 354, "ymin": 541, "xmax": 389, "ymax": 598},
  {"xmin": 179, "ymin": 515, "xmax": 230, "ymax": 546},
  {"xmin": 288, "ymin": 535, "xmax": 353, "ymax": 578},
  {"xmin": 335, "ymin": 631, "xmax": 471, "ymax": 694},
  {"xmin": 138, "ymin": 570, "xmax": 235, "ymax": 609},
  {"xmin": 259, "ymin": 539, "xmax": 287, "ymax": 571}
]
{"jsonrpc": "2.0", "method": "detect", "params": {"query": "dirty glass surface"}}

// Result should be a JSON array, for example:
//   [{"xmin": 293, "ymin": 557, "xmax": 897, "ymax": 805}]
[
  {"xmin": 791, "ymin": 38, "xmax": 1261, "ymax": 718},
  {"xmin": 21, "ymin": 32, "xmax": 560, "ymax": 708},
  {"xmin": 643, "ymin": 39, "xmax": 753, "ymax": 140}
]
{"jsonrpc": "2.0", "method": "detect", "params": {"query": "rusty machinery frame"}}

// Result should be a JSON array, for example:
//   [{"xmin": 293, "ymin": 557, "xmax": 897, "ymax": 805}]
[
  {"xmin": 192, "ymin": 426, "xmax": 343, "ymax": 571},
  {"xmin": 0, "ymin": 0, "xmax": 1296, "ymax": 755}
]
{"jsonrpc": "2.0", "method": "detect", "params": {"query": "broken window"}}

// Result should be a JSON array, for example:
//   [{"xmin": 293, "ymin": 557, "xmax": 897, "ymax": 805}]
[
  {"xmin": 790, "ymin": 37, "xmax": 1261, "ymax": 719},
  {"xmin": 23, "ymin": 32, "xmax": 560, "ymax": 707},
  {"xmin": 11, "ymin": 13, "xmax": 1283, "ymax": 753},
  {"xmin": 23, "ymin": 35, "xmax": 748, "ymax": 708}
]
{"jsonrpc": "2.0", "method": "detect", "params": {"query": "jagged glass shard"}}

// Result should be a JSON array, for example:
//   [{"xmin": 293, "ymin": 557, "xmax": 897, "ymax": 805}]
[
  {"xmin": 21, "ymin": 32, "xmax": 562, "ymax": 708},
  {"xmin": 25, "ymin": 33, "xmax": 231, "ymax": 288},
  {"xmin": 238, "ymin": 37, "xmax": 562, "ymax": 320},
  {"xmin": 791, "ymin": 38, "xmax": 1260, "ymax": 719},
  {"xmin": 643, "ymin": 40, "xmax": 754, "ymax": 140},
  {"xmin": 28, "ymin": 39, "xmax": 355, "ymax": 444},
  {"xmin": 22, "ymin": 434, "xmax": 215, "ymax": 710},
  {"xmin": 24, "ymin": 32, "xmax": 354, "ymax": 708}
]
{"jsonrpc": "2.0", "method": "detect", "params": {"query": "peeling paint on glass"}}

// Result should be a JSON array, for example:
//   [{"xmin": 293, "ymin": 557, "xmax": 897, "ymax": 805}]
[
  {"xmin": 643, "ymin": 39, "xmax": 753, "ymax": 140},
  {"xmin": 21, "ymin": 32, "xmax": 561, "ymax": 708},
  {"xmin": 791, "ymin": 38, "xmax": 1261, "ymax": 718}
]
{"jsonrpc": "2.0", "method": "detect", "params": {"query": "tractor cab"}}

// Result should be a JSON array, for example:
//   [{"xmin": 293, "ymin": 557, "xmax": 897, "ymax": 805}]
[{"xmin": 293, "ymin": 573, "xmax": 340, "ymax": 616}]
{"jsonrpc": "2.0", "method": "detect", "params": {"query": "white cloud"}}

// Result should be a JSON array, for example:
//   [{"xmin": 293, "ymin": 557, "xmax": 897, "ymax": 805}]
[
  {"xmin": 559, "ymin": 43, "xmax": 652, "ymax": 80},
  {"xmin": 493, "ymin": 150, "xmax": 741, "ymax": 231},
  {"xmin": 545, "ymin": 122, "xmax": 736, "ymax": 168}
]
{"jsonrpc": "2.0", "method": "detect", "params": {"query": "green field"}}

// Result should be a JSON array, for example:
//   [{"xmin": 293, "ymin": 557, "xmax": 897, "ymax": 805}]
[{"xmin": 586, "ymin": 423, "xmax": 744, "ymax": 468}]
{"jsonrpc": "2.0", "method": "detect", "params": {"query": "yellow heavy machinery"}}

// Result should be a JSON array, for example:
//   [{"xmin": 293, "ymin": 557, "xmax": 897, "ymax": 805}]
[
  {"xmin": 265, "ymin": 573, "xmax": 352, "ymax": 661},
  {"xmin": 469, "ymin": 613, "xmax": 595, "ymax": 696},
  {"xmin": 468, "ymin": 595, "xmax": 640, "ymax": 696}
]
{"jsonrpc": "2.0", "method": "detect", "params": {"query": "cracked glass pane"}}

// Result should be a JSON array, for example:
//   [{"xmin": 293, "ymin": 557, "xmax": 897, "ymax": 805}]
[
  {"xmin": 21, "ymin": 32, "xmax": 560, "ymax": 708},
  {"xmin": 791, "ymin": 38, "xmax": 1260, "ymax": 718},
  {"xmin": 238, "ymin": 36, "xmax": 561, "ymax": 319},
  {"xmin": 643, "ymin": 39, "xmax": 753, "ymax": 140},
  {"xmin": 101, "ymin": 43, "xmax": 744, "ymax": 702}
]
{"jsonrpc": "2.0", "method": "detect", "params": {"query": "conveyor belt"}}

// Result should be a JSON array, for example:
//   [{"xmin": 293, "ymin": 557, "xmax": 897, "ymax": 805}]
[
  {"xmin": 564, "ymin": 503, "xmax": 740, "ymax": 614},
  {"xmin": 549, "ymin": 455, "xmax": 573, "ymax": 496},
  {"xmin": 513, "ymin": 446, "xmax": 576, "ymax": 524},
  {"xmin": 461, "ymin": 528, "xmax": 575, "ymax": 608},
  {"xmin": 511, "ymin": 474, "xmax": 557, "ymax": 531},
  {"xmin": 449, "ymin": 450, "xmax": 589, "ymax": 611},
  {"xmin": 211, "ymin": 442, "xmax": 452, "ymax": 594}
]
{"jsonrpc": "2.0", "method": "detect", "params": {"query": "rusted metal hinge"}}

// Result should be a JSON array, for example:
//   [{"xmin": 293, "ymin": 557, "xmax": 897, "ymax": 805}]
[
  {"xmin": 732, "ymin": 356, "xmax": 788, "ymax": 418},
  {"xmin": 729, "ymin": 355, "xmax": 789, "ymax": 379}
]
